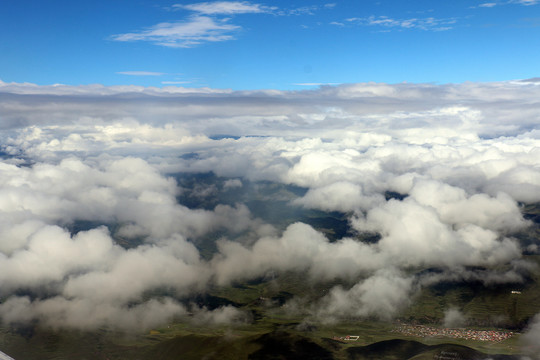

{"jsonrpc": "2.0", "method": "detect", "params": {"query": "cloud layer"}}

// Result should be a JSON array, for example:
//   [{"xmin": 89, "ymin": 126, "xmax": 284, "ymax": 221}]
[{"xmin": 0, "ymin": 80, "xmax": 539, "ymax": 333}]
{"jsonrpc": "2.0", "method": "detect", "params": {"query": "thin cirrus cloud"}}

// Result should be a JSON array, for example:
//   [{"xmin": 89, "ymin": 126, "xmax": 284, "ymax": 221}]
[
  {"xmin": 111, "ymin": 1, "xmax": 272, "ymax": 48},
  {"xmin": 343, "ymin": 15, "xmax": 457, "ymax": 31},
  {"xmin": 172, "ymin": 1, "xmax": 276, "ymax": 14},
  {"xmin": 477, "ymin": 0, "xmax": 539, "ymax": 7},
  {"xmin": 173, "ymin": 2, "xmax": 333, "ymax": 16},
  {"xmin": 111, "ymin": 1, "xmax": 335, "ymax": 48},
  {"xmin": 111, "ymin": 16, "xmax": 240, "ymax": 48},
  {"xmin": 512, "ymin": 0, "xmax": 539, "ymax": 4}
]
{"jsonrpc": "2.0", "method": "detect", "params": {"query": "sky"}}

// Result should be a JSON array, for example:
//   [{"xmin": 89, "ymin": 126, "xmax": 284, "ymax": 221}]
[{"xmin": 1, "ymin": 0, "xmax": 540, "ymax": 89}]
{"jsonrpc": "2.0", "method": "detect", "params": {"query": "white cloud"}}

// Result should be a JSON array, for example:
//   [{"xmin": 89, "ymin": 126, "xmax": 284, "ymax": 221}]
[
  {"xmin": 409, "ymin": 179, "xmax": 528, "ymax": 232},
  {"xmin": 223, "ymin": 178, "xmax": 243, "ymax": 189},
  {"xmin": 522, "ymin": 314, "xmax": 540, "ymax": 359},
  {"xmin": 477, "ymin": 0, "xmax": 539, "ymax": 7},
  {"xmin": 292, "ymin": 181, "xmax": 383, "ymax": 212},
  {"xmin": 173, "ymin": 1, "xmax": 275, "ymax": 15},
  {"xmin": 443, "ymin": 307, "xmax": 467, "ymax": 327},
  {"xmin": 112, "ymin": 1, "xmax": 279, "ymax": 48},
  {"xmin": 212, "ymin": 222, "xmax": 383, "ymax": 285},
  {"xmin": 111, "ymin": 16, "xmax": 240, "ymax": 48},
  {"xmin": 316, "ymin": 269, "xmax": 414, "ymax": 321},
  {"xmin": 0, "ymin": 295, "xmax": 189, "ymax": 331},
  {"xmin": 346, "ymin": 15, "xmax": 457, "ymax": 31},
  {"xmin": 512, "ymin": 0, "xmax": 539, "ymax": 5},
  {"xmin": 112, "ymin": 1, "xmax": 340, "ymax": 49},
  {"xmin": 0, "ymin": 80, "xmax": 539, "ymax": 333},
  {"xmin": 351, "ymin": 198, "xmax": 522, "ymax": 269}
]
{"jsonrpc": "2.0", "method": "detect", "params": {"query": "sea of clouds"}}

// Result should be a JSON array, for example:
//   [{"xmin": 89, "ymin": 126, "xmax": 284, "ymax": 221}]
[{"xmin": 0, "ymin": 80, "xmax": 539, "ymax": 352}]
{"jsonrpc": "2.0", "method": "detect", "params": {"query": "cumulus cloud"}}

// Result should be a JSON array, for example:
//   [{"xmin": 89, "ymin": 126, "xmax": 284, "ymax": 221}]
[
  {"xmin": 443, "ymin": 308, "xmax": 467, "ymax": 328},
  {"xmin": 408, "ymin": 180, "xmax": 528, "ymax": 232},
  {"xmin": 212, "ymin": 222, "xmax": 385, "ymax": 285},
  {"xmin": 0, "ymin": 296, "xmax": 188, "ymax": 331},
  {"xmin": 0, "ymin": 146, "xmax": 266, "ymax": 330},
  {"xmin": 292, "ymin": 181, "xmax": 383, "ymax": 212},
  {"xmin": 521, "ymin": 314, "xmax": 540, "ymax": 359},
  {"xmin": 315, "ymin": 269, "xmax": 414, "ymax": 322},
  {"xmin": 0, "ymin": 80, "xmax": 539, "ymax": 334},
  {"xmin": 223, "ymin": 178, "xmax": 243, "ymax": 189},
  {"xmin": 351, "ymin": 198, "xmax": 522, "ymax": 269}
]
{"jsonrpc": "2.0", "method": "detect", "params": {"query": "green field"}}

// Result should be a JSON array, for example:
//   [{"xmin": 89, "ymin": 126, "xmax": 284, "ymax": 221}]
[{"xmin": 1, "ymin": 266, "xmax": 535, "ymax": 359}]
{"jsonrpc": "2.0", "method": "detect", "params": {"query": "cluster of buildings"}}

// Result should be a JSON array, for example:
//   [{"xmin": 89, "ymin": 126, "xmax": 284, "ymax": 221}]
[
  {"xmin": 392, "ymin": 324, "xmax": 514, "ymax": 343},
  {"xmin": 332, "ymin": 335, "xmax": 360, "ymax": 341}
]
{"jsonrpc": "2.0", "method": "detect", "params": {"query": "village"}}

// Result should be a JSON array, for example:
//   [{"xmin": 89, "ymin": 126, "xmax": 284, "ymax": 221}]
[{"xmin": 391, "ymin": 324, "xmax": 515, "ymax": 343}]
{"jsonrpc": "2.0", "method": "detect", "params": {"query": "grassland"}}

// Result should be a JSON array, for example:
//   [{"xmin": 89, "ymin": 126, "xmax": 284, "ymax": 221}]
[{"xmin": 1, "ymin": 267, "xmax": 533, "ymax": 359}]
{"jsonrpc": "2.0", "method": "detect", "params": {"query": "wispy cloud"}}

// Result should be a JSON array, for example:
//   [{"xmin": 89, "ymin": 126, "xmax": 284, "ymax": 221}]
[
  {"xmin": 285, "ymin": 5, "xmax": 321, "ymax": 16},
  {"xmin": 343, "ymin": 15, "xmax": 457, "ymax": 31},
  {"xmin": 172, "ymin": 1, "xmax": 276, "ymax": 14},
  {"xmin": 474, "ymin": 0, "xmax": 539, "ymax": 7},
  {"xmin": 511, "ymin": 0, "xmax": 539, "ymax": 5},
  {"xmin": 111, "ymin": 16, "xmax": 239, "ymax": 48},
  {"xmin": 278, "ymin": 4, "xmax": 336, "ymax": 16},
  {"xmin": 117, "ymin": 71, "xmax": 165, "ymax": 76},
  {"xmin": 112, "ymin": 2, "xmax": 274, "ymax": 48},
  {"xmin": 112, "ymin": 1, "xmax": 337, "ymax": 48}
]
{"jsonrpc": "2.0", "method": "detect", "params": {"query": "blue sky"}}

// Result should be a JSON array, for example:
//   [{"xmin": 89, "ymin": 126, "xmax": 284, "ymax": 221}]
[{"xmin": 1, "ymin": 0, "xmax": 539, "ymax": 89}]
